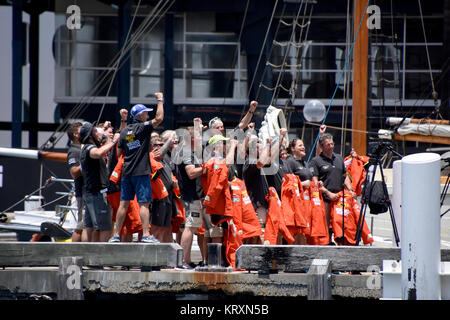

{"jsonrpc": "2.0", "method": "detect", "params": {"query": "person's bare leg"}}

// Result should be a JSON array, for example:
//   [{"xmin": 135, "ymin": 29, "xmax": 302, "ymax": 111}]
[
  {"xmin": 139, "ymin": 202, "xmax": 150, "ymax": 237},
  {"xmin": 71, "ymin": 229, "xmax": 82, "ymax": 242},
  {"xmin": 113, "ymin": 200, "xmax": 130, "ymax": 237},
  {"xmin": 180, "ymin": 227, "xmax": 196, "ymax": 264}
]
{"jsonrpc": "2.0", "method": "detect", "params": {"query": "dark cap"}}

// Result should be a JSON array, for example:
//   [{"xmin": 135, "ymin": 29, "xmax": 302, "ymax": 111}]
[{"xmin": 79, "ymin": 122, "xmax": 94, "ymax": 144}]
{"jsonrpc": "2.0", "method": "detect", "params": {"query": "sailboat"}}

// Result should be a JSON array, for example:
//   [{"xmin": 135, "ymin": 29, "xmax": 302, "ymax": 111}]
[{"xmin": 0, "ymin": 147, "xmax": 77, "ymax": 241}]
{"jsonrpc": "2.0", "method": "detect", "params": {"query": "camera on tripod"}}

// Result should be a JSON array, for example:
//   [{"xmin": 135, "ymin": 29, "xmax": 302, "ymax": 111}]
[{"xmin": 368, "ymin": 138, "xmax": 393, "ymax": 159}]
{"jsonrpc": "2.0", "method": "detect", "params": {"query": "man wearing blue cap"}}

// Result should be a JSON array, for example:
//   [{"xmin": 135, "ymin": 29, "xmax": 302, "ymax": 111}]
[{"xmin": 109, "ymin": 92, "xmax": 164, "ymax": 243}]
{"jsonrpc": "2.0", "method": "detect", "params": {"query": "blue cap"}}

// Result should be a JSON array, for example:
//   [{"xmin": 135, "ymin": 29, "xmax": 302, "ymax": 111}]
[{"xmin": 131, "ymin": 104, "xmax": 153, "ymax": 118}]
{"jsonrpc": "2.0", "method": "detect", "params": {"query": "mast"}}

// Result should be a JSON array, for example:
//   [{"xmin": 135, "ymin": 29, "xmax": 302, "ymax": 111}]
[{"xmin": 352, "ymin": 0, "xmax": 368, "ymax": 155}]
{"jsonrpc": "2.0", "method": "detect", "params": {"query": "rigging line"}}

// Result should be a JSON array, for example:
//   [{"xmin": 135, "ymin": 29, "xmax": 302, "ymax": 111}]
[
  {"xmin": 79, "ymin": 0, "xmax": 172, "ymax": 123},
  {"xmin": 390, "ymin": 56, "xmax": 450, "ymax": 134},
  {"xmin": 221, "ymin": 0, "xmax": 251, "ymax": 109},
  {"xmin": 272, "ymin": 40, "xmax": 304, "ymax": 48},
  {"xmin": 251, "ymin": 0, "xmax": 286, "ymax": 103},
  {"xmin": 389, "ymin": 0, "xmax": 403, "ymax": 117},
  {"xmin": 304, "ymin": 121, "xmax": 380, "ymax": 135},
  {"xmin": 341, "ymin": 0, "xmax": 352, "ymax": 156},
  {"xmin": 286, "ymin": 3, "xmax": 315, "ymax": 109},
  {"xmin": 246, "ymin": 0, "xmax": 280, "ymax": 103},
  {"xmin": 280, "ymin": 19, "xmax": 310, "ymax": 28},
  {"xmin": 43, "ymin": 1, "xmax": 173, "ymax": 149},
  {"xmin": 417, "ymin": 0, "xmax": 437, "ymax": 97},
  {"xmin": 306, "ymin": 0, "xmax": 371, "ymax": 164},
  {"xmin": 97, "ymin": 0, "xmax": 143, "ymax": 125},
  {"xmin": 270, "ymin": 0, "xmax": 308, "ymax": 107},
  {"xmin": 40, "ymin": 0, "xmax": 168, "ymax": 149}
]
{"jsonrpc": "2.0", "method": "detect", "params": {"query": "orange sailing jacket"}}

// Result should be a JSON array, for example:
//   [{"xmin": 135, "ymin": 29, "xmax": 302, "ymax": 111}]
[
  {"xmin": 109, "ymin": 153, "xmax": 168, "ymax": 200},
  {"xmin": 170, "ymin": 175, "xmax": 186, "ymax": 233},
  {"xmin": 264, "ymin": 187, "xmax": 295, "ymax": 245},
  {"xmin": 281, "ymin": 174, "xmax": 307, "ymax": 238},
  {"xmin": 330, "ymin": 191, "xmax": 374, "ymax": 245},
  {"xmin": 201, "ymin": 157, "xmax": 233, "ymax": 225},
  {"xmin": 229, "ymin": 177, "xmax": 262, "ymax": 239},
  {"xmin": 306, "ymin": 181, "xmax": 329, "ymax": 245},
  {"xmin": 223, "ymin": 218, "xmax": 243, "ymax": 270},
  {"xmin": 344, "ymin": 154, "xmax": 370, "ymax": 196}
]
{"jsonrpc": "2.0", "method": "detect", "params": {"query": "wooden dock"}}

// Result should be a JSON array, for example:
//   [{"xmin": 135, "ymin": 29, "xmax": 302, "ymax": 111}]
[{"xmin": 1, "ymin": 242, "xmax": 450, "ymax": 300}]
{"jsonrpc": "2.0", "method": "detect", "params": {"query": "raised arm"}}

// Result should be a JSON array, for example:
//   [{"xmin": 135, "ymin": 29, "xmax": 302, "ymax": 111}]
[
  {"xmin": 238, "ymin": 100, "xmax": 257, "ymax": 130},
  {"xmin": 151, "ymin": 92, "xmax": 164, "ymax": 128}
]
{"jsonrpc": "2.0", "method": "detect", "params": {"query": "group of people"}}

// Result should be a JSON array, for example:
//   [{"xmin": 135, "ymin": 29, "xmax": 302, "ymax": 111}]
[{"xmin": 66, "ymin": 94, "xmax": 374, "ymax": 269}]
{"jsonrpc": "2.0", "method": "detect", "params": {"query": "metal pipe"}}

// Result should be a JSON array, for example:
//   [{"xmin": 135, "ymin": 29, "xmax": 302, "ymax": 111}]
[{"xmin": 401, "ymin": 152, "xmax": 441, "ymax": 300}]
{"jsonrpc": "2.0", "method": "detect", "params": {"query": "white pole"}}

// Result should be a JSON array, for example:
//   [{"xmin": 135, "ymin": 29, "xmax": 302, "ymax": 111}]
[
  {"xmin": 401, "ymin": 153, "xmax": 441, "ymax": 300},
  {"xmin": 0, "ymin": 147, "xmax": 39, "ymax": 159},
  {"xmin": 392, "ymin": 160, "xmax": 402, "ymax": 247}
]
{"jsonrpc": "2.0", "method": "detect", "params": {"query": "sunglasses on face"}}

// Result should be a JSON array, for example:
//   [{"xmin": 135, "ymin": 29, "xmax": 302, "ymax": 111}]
[{"xmin": 154, "ymin": 143, "xmax": 164, "ymax": 147}]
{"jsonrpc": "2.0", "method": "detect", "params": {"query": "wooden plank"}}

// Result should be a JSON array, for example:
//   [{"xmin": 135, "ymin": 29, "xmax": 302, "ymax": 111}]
[
  {"xmin": 0, "ymin": 242, "xmax": 183, "ymax": 268},
  {"xmin": 57, "ymin": 256, "xmax": 84, "ymax": 300},
  {"xmin": 394, "ymin": 133, "xmax": 450, "ymax": 145},
  {"xmin": 352, "ymin": 0, "xmax": 369, "ymax": 156},
  {"xmin": 235, "ymin": 245, "xmax": 450, "ymax": 272},
  {"xmin": 307, "ymin": 259, "xmax": 332, "ymax": 300}
]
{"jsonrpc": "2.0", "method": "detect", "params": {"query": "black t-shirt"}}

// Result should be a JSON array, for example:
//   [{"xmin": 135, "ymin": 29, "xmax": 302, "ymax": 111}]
[
  {"xmin": 106, "ymin": 144, "xmax": 121, "ymax": 194},
  {"xmin": 285, "ymin": 155, "xmax": 313, "ymax": 182},
  {"xmin": 118, "ymin": 120, "xmax": 153, "ymax": 177},
  {"xmin": 67, "ymin": 143, "xmax": 83, "ymax": 197},
  {"xmin": 309, "ymin": 152, "xmax": 347, "ymax": 201},
  {"xmin": 243, "ymin": 157, "xmax": 291, "ymax": 208},
  {"xmin": 80, "ymin": 144, "xmax": 108, "ymax": 194},
  {"xmin": 174, "ymin": 150, "xmax": 203, "ymax": 202}
]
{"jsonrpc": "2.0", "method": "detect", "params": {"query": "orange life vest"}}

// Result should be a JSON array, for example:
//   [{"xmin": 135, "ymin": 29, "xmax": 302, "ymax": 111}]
[
  {"xmin": 264, "ymin": 187, "xmax": 295, "ymax": 245},
  {"xmin": 306, "ymin": 180, "xmax": 329, "ymax": 245},
  {"xmin": 302, "ymin": 187, "xmax": 312, "ymax": 237},
  {"xmin": 223, "ymin": 218, "xmax": 243, "ymax": 270},
  {"xmin": 107, "ymin": 192, "xmax": 143, "ymax": 235},
  {"xmin": 229, "ymin": 177, "xmax": 262, "ymax": 239},
  {"xmin": 170, "ymin": 175, "xmax": 186, "ymax": 234},
  {"xmin": 280, "ymin": 174, "xmax": 307, "ymax": 238},
  {"xmin": 330, "ymin": 191, "xmax": 374, "ymax": 246},
  {"xmin": 344, "ymin": 154, "xmax": 370, "ymax": 196}
]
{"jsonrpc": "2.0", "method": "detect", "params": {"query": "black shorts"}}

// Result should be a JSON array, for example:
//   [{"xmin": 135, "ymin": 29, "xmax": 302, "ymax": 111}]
[{"xmin": 150, "ymin": 197, "xmax": 172, "ymax": 227}]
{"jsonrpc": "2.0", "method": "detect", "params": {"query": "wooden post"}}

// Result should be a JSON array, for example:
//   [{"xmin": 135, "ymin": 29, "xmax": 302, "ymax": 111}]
[
  {"xmin": 57, "ymin": 256, "xmax": 84, "ymax": 300},
  {"xmin": 352, "ymin": 0, "xmax": 368, "ymax": 156},
  {"xmin": 307, "ymin": 259, "xmax": 332, "ymax": 300}
]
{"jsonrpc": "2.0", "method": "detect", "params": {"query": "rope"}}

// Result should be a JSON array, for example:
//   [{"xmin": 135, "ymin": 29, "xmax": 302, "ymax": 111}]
[
  {"xmin": 304, "ymin": 121, "xmax": 380, "ymax": 135},
  {"xmin": 221, "ymin": 0, "xmax": 251, "ymax": 108},
  {"xmin": 97, "ymin": 0, "xmax": 143, "ymax": 124},
  {"xmin": 306, "ymin": 0, "xmax": 371, "ymax": 164},
  {"xmin": 417, "ymin": 0, "xmax": 437, "ymax": 97},
  {"xmin": 41, "ymin": 0, "xmax": 173, "ymax": 149}
]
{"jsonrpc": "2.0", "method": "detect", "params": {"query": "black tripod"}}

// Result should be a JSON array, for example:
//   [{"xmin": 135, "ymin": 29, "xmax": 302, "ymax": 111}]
[
  {"xmin": 355, "ymin": 147, "xmax": 401, "ymax": 247},
  {"xmin": 440, "ymin": 159, "xmax": 450, "ymax": 218}
]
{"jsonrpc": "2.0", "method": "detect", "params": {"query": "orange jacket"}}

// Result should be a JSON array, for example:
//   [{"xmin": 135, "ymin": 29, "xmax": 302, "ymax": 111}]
[
  {"xmin": 170, "ymin": 175, "xmax": 186, "ymax": 233},
  {"xmin": 281, "ymin": 174, "xmax": 307, "ymax": 238},
  {"xmin": 302, "ymin": 187, "xmax": 312, "ymax": 237},
  {"xmin": 223, "ymin": 218, "xmax": 243, "ymax": 270},
  {"xmin": 109, "ymin": 153, "xmax": 168, "ymax": 200},
  {"xmin": 229, "ymin": 178, "xmax": 262, "ymax": 239},
  {"xmin": 344, "ymin": 154, "xmax": 370, "ymax": 196},
  {"xmin": 306, "ymin": 181, "xmax": 329, "ymax": 245},
  {"xmin": 107, "ymin": 192, "xmax": 142, "ymax": 235},
  {"xmin": 201, "ymin": 158, "xmax": 233, "ymax": 225},
  {"xmin": 264, "ymin": 187, "xmax": 295, "ymax": 245},
  {"xmin": 149, "ymin": 153, "xmax": 169, "ymax": 200},
  {"xmin": 330, "ymin": 191, "xmax": 374, "ymax": 245}
]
